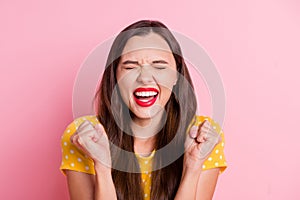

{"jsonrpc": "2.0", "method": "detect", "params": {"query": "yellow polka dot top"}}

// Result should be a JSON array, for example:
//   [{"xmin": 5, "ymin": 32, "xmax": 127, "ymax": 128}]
[{"xmin": 60, "ymin": 115, "xmax": 227, "ymax": 200}]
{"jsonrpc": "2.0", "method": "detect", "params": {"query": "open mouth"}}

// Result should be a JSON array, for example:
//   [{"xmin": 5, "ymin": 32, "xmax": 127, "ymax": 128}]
[{"xmin": 133, "ymin": 88, "xmax": 159, "ymax": 107}]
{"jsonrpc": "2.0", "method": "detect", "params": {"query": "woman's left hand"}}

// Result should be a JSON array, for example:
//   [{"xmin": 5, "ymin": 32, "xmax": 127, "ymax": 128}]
[{"xmin": 183, "ymin": 120, "xmax": 221, "ymax": 172}]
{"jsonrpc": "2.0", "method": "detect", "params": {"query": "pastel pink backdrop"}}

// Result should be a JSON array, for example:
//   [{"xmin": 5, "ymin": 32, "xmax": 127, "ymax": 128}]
[{"xmin": 1, "ymin": 0, "xmax": 299, "ymax": 199}]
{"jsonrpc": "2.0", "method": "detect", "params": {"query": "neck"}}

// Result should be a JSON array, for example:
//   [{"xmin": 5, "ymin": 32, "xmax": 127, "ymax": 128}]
[
  {"xmin": 131, "ymin": 110, "xmax": 166, "ymax": 155},
  {"xmin": 131, "ymin": 109, "xmax": 166, "ymax": 139},
  {"xmin": 134, "ymin": 136, "xmax": 156, "ymax": 156}
]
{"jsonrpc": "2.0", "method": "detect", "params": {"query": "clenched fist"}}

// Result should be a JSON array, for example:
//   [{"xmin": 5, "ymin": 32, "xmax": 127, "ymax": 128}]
[
  {"xmin": 71, "ymin": 120, "xmax": 111, "ymax": 169},
  {"xmin": 184, "ymin": 120, "xmax": 221, "ymax": 172}
]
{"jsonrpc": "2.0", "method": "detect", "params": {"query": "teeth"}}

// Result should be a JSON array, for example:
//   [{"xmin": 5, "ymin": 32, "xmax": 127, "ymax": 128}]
[{"xmin": 135, "ymin": 91, "xmax": 158, "ymax": 97}]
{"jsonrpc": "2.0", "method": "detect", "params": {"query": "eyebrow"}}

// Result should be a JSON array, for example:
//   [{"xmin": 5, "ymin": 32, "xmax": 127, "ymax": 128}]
[
  {"xmin": 121, "ymin": 60, "xmax": 169, "ymax": 65},
  {"xmin": 152, "ymin": 60, "xmax": 169, "ymax": 64},
  {"xmin": 122, "ymin": 60, "xmax": 139, "ymax": 65}
]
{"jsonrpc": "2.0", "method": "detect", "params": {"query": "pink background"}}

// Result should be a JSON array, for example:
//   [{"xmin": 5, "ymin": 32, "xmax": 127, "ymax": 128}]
[{"xmin": 1, "ymin": 0, "xmax": 299, "ymax": 199}]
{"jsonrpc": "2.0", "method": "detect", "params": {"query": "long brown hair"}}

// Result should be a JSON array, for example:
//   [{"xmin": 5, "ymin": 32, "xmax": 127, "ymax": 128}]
[{"xmin": 94, "ymin": 20, "xmax": 197, "ymax": 200}]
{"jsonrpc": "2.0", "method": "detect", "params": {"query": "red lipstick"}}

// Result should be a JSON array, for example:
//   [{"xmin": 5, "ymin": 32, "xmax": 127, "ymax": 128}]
[{"xmin": 133, "ymin": 87, "xmax": 159, "ymax": 107}]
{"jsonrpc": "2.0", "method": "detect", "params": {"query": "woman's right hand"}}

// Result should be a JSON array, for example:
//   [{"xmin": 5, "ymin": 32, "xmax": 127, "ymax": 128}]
[
  {"xmin": 71, "ymin": 120, "xmax": 111, "ymax": 171},
  {"xmin": 68, "ymin": 120, "xmax": 118, "ymax": 200}
]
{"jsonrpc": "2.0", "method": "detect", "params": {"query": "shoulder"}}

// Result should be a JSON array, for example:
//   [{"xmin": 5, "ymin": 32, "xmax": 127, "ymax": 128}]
[
  {"xmin": 61, "ymin": 115, "xmax": 100, "ymax": 142},
  {"xmin": 61, "ymin": 115, "xmax": 100, "ymax": 151},
  {"xmin": 60, "ymin": 115, "xmax": 99, "ymax": 175},
  {"xmin": 194, "ymin": 115, "xmax": 227, "ymax": 174}
]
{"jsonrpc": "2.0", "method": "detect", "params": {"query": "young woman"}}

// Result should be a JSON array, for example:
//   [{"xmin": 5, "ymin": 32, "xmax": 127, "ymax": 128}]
[{"xmin": 60, "ymin": 20, "xmax": 227, "ymax": 200}]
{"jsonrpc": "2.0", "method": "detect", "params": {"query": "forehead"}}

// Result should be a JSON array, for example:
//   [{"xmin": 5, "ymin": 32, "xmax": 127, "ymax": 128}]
[
  {"xmin": 120, "ymin": 49, "xmax": 174, "ymax": 62},
  {"xmin": 122, "ymin": 33, "xmax": 172, "ymax": 56}
]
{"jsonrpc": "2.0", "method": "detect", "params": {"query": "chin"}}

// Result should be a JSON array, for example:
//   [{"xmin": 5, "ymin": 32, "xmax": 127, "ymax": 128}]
[{"xmin": 130, "ymin": 105, "xmax": 165, "ymax": 120}]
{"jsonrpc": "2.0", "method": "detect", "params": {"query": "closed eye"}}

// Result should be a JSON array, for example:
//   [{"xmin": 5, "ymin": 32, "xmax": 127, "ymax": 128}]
[
  {"xmin": 123, "ymin": 66, "xmax": 138, "ymax": 70},
  {"xmin": 121, "ymin": 60, "xmax": 139, "ymax": 70},
  {"xmin": 153, "ymin": 65, "xmax": 167, "ymax": 70},
  {"xmin": 152, "ymin": 60, "xmax": 169, "ymax": 69}
]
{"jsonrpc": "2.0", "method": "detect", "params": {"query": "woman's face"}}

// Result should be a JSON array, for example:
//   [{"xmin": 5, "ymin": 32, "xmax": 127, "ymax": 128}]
[{"xmin": 116, "ymin": 32, "xmax": 177, "ymax": 123}]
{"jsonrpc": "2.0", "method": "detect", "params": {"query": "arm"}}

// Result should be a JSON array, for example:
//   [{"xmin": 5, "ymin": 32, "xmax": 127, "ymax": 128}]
[
  {"xmin": 176, "ymin": 118, "xmax": 222, "ymax": 200},
  {"xmin": 65, "ymin": 170, "xmax": 95, "ymax": 200},
  {"xmin": 174, "ymin": 167, "xmax": 202, "ymax": 200},
  {"xmin": 94, "ymin": 163, "xmax": 117, "ymax": 200},
  {"xmin": 68, "ymin": 120, "xmax": 117, "ymax": 200},
  {"xmin": 195, "ymin": 168, "xmax": 219, "ymax": 200},
  {"xmin": 65, "ymin": 165, "xmax": 117, "ymax": 200},
  {"xmin": 175, "ymin": 167, "xmax": 219, "ymax": 200}
]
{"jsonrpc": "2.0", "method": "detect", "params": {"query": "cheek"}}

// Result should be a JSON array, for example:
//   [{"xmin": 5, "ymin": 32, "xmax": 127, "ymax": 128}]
[
  {"xmin": 159, "ymin": 86, "xmax": 173, "ymax": 103},
  {"xmin": 117, "ymin": 82, "xmax": 130, "ymax": 104},
  {"xmin": 116, "ymin": 74, "xmax": 136, "ymax": 103},
  {"xmin": 153, "ymin": 69, "xmax": 177, "ymax": 91}
]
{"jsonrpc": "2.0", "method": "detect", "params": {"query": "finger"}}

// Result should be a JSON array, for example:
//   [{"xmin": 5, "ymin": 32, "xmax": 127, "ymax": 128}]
[
  {"xmin": 70, "ymin": 131, "xmax": 78, "ymax": 144},
  {"xmin": 95, "ymin": 124, "xmax": 106, "ymax": 136},
  {"xmin": 200, "ymin": 121, "xmax": 212, "ymax": 132},
  {"xmin": 77, "ymin": 120, "xmax": 90, "ymax": 131},
  {"xmin": 197, "ymin": 123, "xmax": 210, "ymax": 143},
  {"xmin": 93, "ymin": 124, "xmax": 108, "ymax": 142},
  {"xmin": 91, "ymin": 125, "xmax": 102, "ymax": 142},
  {"xmin": 205, "ymin": 129, "xmax": 221, "ymax": 141},
  {"xmin": 78, "ymin": 121, "xmax": 96, "ymax": 137},
  {"xmin": 200, "ymin": 124, "xmax": 210, "ymax": 134},
  {"xmin": 185, "ymin": 130, "xmax": 195, "ymax": 150},
  {"xmin": 78, "ymin": 127, "xmax": 109, "ymax": 150},
  {"xmin": 77, "ymin": 137, "xmax": 85, "ymax": 148},
  {"xmin": 200, "ymin": 120, "xmax": 221, "ymax": 137},
  {"xmin": 70, "ymin": 130, "xmax": 102, "ymax": 159},
  {"xmin": 195, "ymin": 120, "xmax": 210, "ymax": 138},
  {"xmin": 196, "ymin": 132, "xmax": 207, "ymax": 143},
  {"xmin": 94, "ymin": 123, "xmax": 101, "ymax": 131},
  {"xmin": 202, "ymin": 121, "xmax": 222, "ymax": 136},
  {"xmin": 72, "ymin": 134, "xmax": 82, "ymax": 146},
  {"xmin": 71, "ymin": 134, "xmax": 86, "ymax": 152},
  {"xmin": 200, "ymin": 120, "xmax": 211, "ymax": 129},
  {"xmin": 197, "ymin": 140, "xmax": 218, "ymax": 160},
  {"xmin": 71, "ymin": 132, "xmax": 87, "ymax": 146},
  {"xmin": 199, "ymin": 130, "xmax": 220, "ymax": 145},
  {"xmin": 196, "ymin": 127, "xmax": 221, "ymax": 147},
  {"xmin": 77, "ymin": 120, "xmax": 94, "ymax": 133},
  {"xmin": 77, "ymin": 134, "xmax": 95, "ymax": 150},
  {"xmin": 189, "ymin": 125, "xmax": 198, "ymax": 138},
  {"xmin": 78, "ymin": 129, "xmax": 99, "ymax": 142}
]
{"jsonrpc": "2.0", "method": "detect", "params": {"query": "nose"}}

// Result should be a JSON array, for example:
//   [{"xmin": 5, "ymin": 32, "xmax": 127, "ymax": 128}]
[{"xmin": 136, "ymin": 64, "xmax": 155, "ymax": 84}]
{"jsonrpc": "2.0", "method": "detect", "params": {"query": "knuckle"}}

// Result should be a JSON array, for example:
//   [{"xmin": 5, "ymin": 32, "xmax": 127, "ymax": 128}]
[
  {"xmin": 78, "ymin": 137, "xmax": 85, "ymax": 145},
  {"xmin": 196, "ymin": 136, "xmax": 202, "ymax": 142}
]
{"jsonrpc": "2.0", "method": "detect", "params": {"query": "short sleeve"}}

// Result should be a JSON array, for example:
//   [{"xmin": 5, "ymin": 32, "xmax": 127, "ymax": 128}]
[
  {"xmin": 59, "ymin": 115, "xmax": 100, "ymax": 176},
  {"xmin": 194, "ymin": 116, "xmax": 227, "ymax": 174}
]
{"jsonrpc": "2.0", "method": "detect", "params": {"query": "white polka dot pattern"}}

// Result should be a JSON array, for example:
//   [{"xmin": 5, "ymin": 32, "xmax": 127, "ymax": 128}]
[
  {"xmin": 59, "ymin": 115, "xmax": 227, "ymax": 200},
  {"xmin": 60, "ymin": 115, "xmax": 96, "ymax": 175}
]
